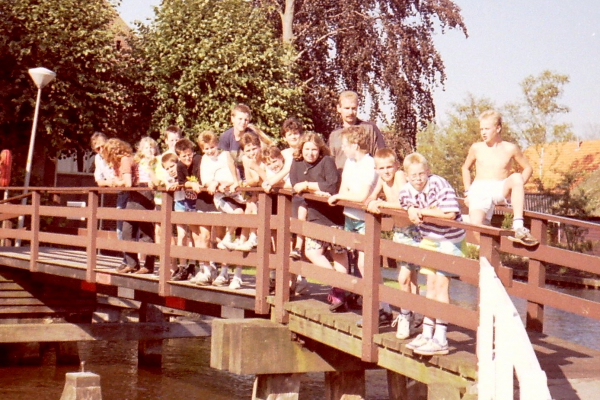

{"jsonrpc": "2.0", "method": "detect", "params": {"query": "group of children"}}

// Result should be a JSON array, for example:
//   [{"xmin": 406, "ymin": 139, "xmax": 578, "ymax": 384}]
[{"xmin": 91, "ymin": 92, "xmax": 538, "ymax": 356}]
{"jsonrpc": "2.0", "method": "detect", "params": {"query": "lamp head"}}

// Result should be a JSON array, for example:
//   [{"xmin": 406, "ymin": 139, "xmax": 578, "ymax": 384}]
[{"xmin": 28, "ymin": 67, "xmax": 56, "ymax": 89}]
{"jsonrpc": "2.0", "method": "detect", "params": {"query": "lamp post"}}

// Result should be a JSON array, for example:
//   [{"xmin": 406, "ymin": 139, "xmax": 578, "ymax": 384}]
[{"xmin": 16, "ymin": 67, "xmax": 56, "ymax": 244}]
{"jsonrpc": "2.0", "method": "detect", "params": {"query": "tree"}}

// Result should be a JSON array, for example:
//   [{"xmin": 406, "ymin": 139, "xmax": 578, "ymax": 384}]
[
  {"xmin": 416, "ymin": 94, "xmax": 519, "ymax": 190},
  {"xmin": 0, "ymin": 0, "xmax": 147, "ymax": 179},
  {"xmin": 505, "ymin": 70, "xmax": 575, "ymax": 150},
  {"xmin": 137, "ymin": 0, "xmax": 308, "ymax": 140},
  {"xmin": 257, "ymin": 0, "xmax": 467, "ymax": 144}
]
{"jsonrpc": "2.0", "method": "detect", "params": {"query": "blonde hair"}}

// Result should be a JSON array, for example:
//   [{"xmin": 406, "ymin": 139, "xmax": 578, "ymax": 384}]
[
  {"xmin": 340, "ymin": 125, "xmax": 369, "ymax": 151},
  {"xmin": 338, "ymin": 90, "xmax": 359, "ymax": 105},
  {"xmin": 403, "ymin": 152, "xmax": 429, "ymax": 171},
  {"xmin": 248, "ymin": 124, "xmax": 275, "ymax": 147},
  {"xmin": 374, "ymin": 148, "xmax": 398, "ymax": 163},
  {"xmin": 134, "ymin": 137, "xmax": 159, "ymax": 163},
  {"xmin": 293, "ymin": 132, "xmax": 330, "ymax": 161},
  {"xmin": 479, "ymin": 110, "xmax": 502, "ymax": 127},
  {"xmin": 103, "ymin": 138, "xmax": 133, "ymax": 171}
]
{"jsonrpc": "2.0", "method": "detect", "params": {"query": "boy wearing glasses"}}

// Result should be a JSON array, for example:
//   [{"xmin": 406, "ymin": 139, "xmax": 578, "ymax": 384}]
[{"xmin": 397, "ymin": 152, "xmax": 466, "ymax": 356}]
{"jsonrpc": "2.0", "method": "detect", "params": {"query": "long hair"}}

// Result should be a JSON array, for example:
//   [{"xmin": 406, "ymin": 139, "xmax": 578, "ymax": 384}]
[
  {"xmin": 103, "ymin": 138, "xmax": 133, "ymax": 171},
  {"xmin": 293, "ymin": 132, "xmax": 330, "ymax": 161},
  {"xmin": 134, "ymin": 137, "xmax": 159, "ymax": 164}
]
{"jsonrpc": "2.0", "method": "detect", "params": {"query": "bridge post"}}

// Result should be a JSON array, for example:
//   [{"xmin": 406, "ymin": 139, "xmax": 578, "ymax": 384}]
[
  {"xmin": 137, "ymin": 303, "xmax": 166, "ymax": 367},
  {"xmin": 255, "ymin": 192, "xmax": 273, "ymax": 315},
  {"xmin": 158, "ymin": 191, "xmax": 173, "ymax": 297},
  {"xmin": 85, "ymin": 190, "xmax": 98, "ymax": 283},
  {"xmin": 29, "ymin": 190, "xmax": 40, "ymax": 272},
  {"xmin": 274, "ymin": 193, "xmax": 292, "ymax": 324},
  {"xmin": 526, "ymin": 218, "xmax": 547, "ymax": 332},
  {"xmin": 252, "ymin": 373, "xmax": 301, "ymax": 400},
  {"xmin": 361, "ymin": 211, "xmax": 382, "ymax": 363}
]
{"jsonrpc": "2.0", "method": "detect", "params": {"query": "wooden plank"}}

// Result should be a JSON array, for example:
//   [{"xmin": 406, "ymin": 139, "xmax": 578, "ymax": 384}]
[
  {"xmin": 288, "ymin": 314, "xmax": 363, "ymax": 358},
  {"xmin": 0, "ymin": 321, "xmax": 211, "ymax": 343}
]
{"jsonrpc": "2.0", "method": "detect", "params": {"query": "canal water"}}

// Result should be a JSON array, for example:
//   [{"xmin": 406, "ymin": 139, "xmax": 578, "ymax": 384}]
[{"xmin": 1, "ymin": 281, "xmax": 599, "ymax": 399}]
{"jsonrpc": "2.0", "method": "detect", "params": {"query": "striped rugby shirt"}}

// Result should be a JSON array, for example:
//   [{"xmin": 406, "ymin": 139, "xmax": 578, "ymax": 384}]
[{"xmin": 398, "ymin": 174, "xmax": 465, "ymax": 242}]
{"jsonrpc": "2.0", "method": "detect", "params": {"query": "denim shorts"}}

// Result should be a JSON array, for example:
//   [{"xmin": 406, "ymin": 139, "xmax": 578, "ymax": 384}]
[
  {"xmin": 174, "ymin": 199, "xmax": 196, "ymax": 212},
  {"xmin": 344, "ymin": 216, "xmax": 365, "ymax": 234}
]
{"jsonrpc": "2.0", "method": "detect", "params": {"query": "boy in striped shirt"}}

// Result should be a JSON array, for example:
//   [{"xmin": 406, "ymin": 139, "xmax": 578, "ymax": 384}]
[{"xmin": 397, "ymin": 152, "xmax": 466, "ymax": 356}]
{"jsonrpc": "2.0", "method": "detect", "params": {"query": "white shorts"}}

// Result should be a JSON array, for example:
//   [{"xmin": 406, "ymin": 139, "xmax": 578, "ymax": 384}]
[{"xmin": 468, "ymin": 179, "xmax": 508, "ymax": 222}]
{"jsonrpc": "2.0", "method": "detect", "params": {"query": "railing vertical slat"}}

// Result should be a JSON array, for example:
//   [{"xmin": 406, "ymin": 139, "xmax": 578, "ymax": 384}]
[
  {"xmin": 29, "ymin": 191, "xmax": 40, "ymax": 272},
  {"xmin": 85, "ymin": 190, "xmax": 98, "ymax": 282},
  {"xmin": 255, "ymin": 192, "xmax": 272, "ymax": 315},
  {"xmin": 159, "ymin": 191, "xmax": 173, "ymax": 297},
  {"xmin": 274, "ymin": 193, "xmax": 292, "ymax": 324},
  {"xmin": 361, "ymin": 211, "xmax": 381, "ymax": 362},
  {"xmin": 526, "ymin": 218, "xmax": 547, "ymax": 332}
]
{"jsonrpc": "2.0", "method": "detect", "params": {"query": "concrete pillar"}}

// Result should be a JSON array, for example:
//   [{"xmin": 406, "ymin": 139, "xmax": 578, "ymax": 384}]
[
  {"xmin": 59, "ymin": 371, "xmax": 102, "ymax": 400},
  {"xmin": 252, "ymin": 373, "xmax": 301, "ymax": 400},
  {"xmin": 387, "ymin": 370, "xmax": 408, "ymax": 400},
  {"xmin": 324, "ymin": 370, "xmax": 366, "ymax": 400},
  {"xmin": 138, "ymin": 303, "xmax": 166, "ymax": 367}
]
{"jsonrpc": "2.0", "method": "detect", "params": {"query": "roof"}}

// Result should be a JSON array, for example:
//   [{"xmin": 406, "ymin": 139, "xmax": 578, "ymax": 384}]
[{"xmin": 523, "ymin": 139, "xmax": 600, "ymax": 192}]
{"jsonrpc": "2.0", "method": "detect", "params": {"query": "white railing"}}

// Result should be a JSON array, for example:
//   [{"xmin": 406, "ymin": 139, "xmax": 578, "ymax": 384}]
[{"xmin": 477, "ymin": 257, "xmax": 552, "ymax": 400}]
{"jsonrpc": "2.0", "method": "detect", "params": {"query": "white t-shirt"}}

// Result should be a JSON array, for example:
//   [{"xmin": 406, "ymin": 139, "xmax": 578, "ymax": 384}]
[
  {"xmin": 201, "ymin": 152, "xmax": 236, "ymax": 184},
  {"xmin": 341, "ymin": 154, "xmax": 378, "ymax": 221}
]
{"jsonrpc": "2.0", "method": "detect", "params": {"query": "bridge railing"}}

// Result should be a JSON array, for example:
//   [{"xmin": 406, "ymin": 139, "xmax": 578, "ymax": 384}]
[{"xmin": 0, "ymin": 186, "xmax": 599, "ymax": 365}]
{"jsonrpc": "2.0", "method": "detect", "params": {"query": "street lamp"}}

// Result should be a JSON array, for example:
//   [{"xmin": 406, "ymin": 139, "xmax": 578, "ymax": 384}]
[{"xmin": 16, "ymin": 67, "xmax": 56, "ymax": 244}]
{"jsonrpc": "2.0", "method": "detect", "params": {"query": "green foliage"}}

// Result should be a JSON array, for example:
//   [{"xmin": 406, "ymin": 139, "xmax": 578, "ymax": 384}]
[
  {"xmin": 259, "ymin": 0, "xmax": 467, "ymax": 144},
  {"xmin": 138, "ymin": 0, "xmax": 308, "ymax": 140},
  {"xmin": 0, "ymin": 0, "xmax": 150, "ymax": 180},
  {"xmin": 505, "ymin": 70, "xmax": 575, "ymax": 150}
]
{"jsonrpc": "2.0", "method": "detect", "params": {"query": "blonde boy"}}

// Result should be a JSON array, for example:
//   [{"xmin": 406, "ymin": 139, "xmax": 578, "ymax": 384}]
[
  {"xmin": 461, "ymin": 110, "xmax": 538, "ymax": 246},
  {"xmin": 399, "ymin": 153, "xmax": 465, "ymax": 356},
  {"xmin": 366, "ymin": 149, "xmax": 417, "ymax": 339},
  {"xmin": 328, "ymin": 125, "xmax": 393, "ymax": 326}
]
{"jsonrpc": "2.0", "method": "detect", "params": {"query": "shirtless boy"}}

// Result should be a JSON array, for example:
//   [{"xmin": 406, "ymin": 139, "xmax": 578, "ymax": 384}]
[{"xmin": 461, "ymin": 110, "xmax": 538, "ymax": 246}]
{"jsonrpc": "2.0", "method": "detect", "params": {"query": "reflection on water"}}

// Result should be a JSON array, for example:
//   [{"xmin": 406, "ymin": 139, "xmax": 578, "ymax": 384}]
[{"xmin": 1, "ymin": 283, "xmax": 599, "ymax": 399}]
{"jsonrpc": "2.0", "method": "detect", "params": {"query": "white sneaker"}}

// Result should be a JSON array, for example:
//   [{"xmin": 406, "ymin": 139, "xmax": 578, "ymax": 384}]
[
  {"xmin": 236, "ymin": 238, "xmax": 257, "ymax": 252},
  {"xmin": 212, "ymin": 272, "xmax": 230, "ymax": 286},
  {"xmin": 406, "ymin": 334, "xmax": 429, "ymax": 350},
  {"xmin": 217, "ymin": 236, "xmax": 236, "ymax": 250},
  {"xmin": 392, "ymin": 313, "xmax": 412, "ymax": 340},
  {"xmin": 194, "ymin": 266, "xmax": 216, "ymax": 286},
  {"xmin": 229, "ymin": 276, "xmax": 242, "ymax": 290}
]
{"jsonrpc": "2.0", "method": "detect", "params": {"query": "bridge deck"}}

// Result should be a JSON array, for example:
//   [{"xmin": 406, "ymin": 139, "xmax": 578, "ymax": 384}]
[{"xmin": 2, "ymin": 246, "xmax": 600, "ymax": 394}]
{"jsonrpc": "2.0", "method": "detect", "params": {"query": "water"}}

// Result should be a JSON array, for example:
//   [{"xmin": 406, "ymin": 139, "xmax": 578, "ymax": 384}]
[{"xmin": 1, "ymin": 284, "xmax": 599, "ymax": 399}]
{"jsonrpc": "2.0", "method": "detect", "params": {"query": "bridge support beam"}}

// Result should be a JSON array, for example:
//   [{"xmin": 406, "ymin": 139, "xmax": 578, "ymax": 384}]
[
  {"xmin": 252, "ymin": 373, "xmax": 301, "ymax": 400},
  {"xmin": 325, "ymin": 370, "xmax": 366, "ymax": 400},
  {"xmin": 137, "ymin": 303, "xmax": 166, "ymax": 367},
  {"xmin": 0, "ymin": 342, "xmax": 42, "ymax": 365}
]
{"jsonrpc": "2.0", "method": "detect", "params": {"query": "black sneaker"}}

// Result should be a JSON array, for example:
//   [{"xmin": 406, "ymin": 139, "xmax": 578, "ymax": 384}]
[
  {"xmin": 171, "ymin": 265, "xmax": 189, "ymax": 281},
  {"xmin": 356, "ymin": 309, "xmax": 394, "ymax": 328},
  {"xmin": 346, "ymin": 294, "xmax": 362, "ymax": 310}
]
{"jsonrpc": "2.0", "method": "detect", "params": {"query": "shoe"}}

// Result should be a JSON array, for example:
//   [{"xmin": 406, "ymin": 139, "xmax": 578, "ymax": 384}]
[
  {"xmin": 295, "ymin": 277, "xmax": 309, "ymax": 295},
  {"xmin": 289, "ymin": 248, "xmax": 302, "ymax": 261},
  {"xmin": 212, "ymin": 272, "xmax": 230, "ymax": 286},
  {"xmin": 186, "ymin": 263, "xmax": 196, "ymax": 278},
  {"xmin": 327, "ymin": 288, "xmax": 347, "ymax": 312},
  {"xmin": 269, "ymin": 278, "xmax": 276, "ymax": 295},
  {"xmin": 406, "ymin": 334, "xmax": 430, "ymax": 350},
  {"xmin": 171, "ymin": 265, "xmax": 190, "ymax": 281},
  {"xmin": 194, "ymin": 267, "xmax": 217, "ymax": 286},
  {"xmin": 346, "ymin": 294, "xmax": 362, "ymax": 310},
  {"xmin": 392, "ymin": 313, "xmax": 412, "ymax": 339},
  {"xmin": 356, "ymin": 309, "xmax": 393, "ymax": 328},
  {"xmin": 413, "ymin": 338, "xmax": 449, "ymax": 356},
  {"xmin": 134, "ymin": 267, "xmax": 153, "ymax": 275},
  {"xmin": 116, "ymin": 264, "xmax": 137, "ymax": 274},
  {"xmin": 507, "ymin": 227, "xmax": 539, "ymax": 246},
  {"xmin": 236, "ymin": 238, "xmax": 257, "ymax": 252},
  {"xmin": 229, "ymin": 276, "xmax": 242, "ymax": 290},
  {"xmin": 217, "ymin": 236, "xmax": 235, "ymax": 250}
]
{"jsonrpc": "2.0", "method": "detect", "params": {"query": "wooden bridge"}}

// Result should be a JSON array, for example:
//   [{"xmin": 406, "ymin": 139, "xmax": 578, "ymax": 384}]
[{"xmin": 1, "ymin": 187, "xmax": 600, "ymax": 400}]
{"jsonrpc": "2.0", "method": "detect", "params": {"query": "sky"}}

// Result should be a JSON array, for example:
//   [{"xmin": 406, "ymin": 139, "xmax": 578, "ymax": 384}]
[{"xmin": 117, "ymin": 0, "xmax": 600, "ymax": 137}]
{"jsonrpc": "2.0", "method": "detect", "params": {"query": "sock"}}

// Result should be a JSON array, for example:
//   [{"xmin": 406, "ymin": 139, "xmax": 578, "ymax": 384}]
[
  {"xmin": 248, "ymin": 231, "xmax": 257, "ymax": 243},
  {"xmin": 234, "ymin": 266, "xmax": 243, "ymax": 279},
  {"xmin": 223, "ymin": 232, "xmax": 232, "ymax": 242},
  {"xmin": 422, "ymin": 317, "xmax": 435, "ymax": 339},
  {"xmin": 513, "ymin": 218, "xmax": 524, "ymax": 229},
  {"xmin": 433, "ymin": 319, "xmax": 448, "ymax": 344},
  {"xmin": 220, "ymin": 264, "xmax": 229, "ymax": 275}
]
